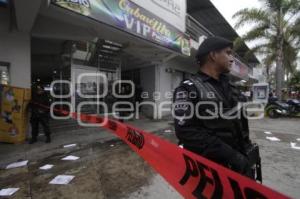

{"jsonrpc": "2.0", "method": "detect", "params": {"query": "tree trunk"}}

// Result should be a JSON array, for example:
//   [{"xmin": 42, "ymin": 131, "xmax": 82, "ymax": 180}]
[
  {"xmin": 275, "ymin": 38, "xmax": 284, "ymax": 99},
  {"xmin": 275, "ymin": 57, "xmax": 284, "ymax": 99},
  {"xmin": 286, "ymin": 72, "xmax": 290, "ymax": 89},
  {"xmin": 275, "ymin": 9, "xmax": 285, "ymax": 100},
  {"xmin": 266, "ymin": 66, "xmax": 270, "ymax": 84}
]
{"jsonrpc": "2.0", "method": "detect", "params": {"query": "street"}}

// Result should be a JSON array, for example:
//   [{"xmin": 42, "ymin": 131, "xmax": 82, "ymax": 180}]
[{"xmin": 0, "ymin": 117, "xmax": 300, "ymax": 199}]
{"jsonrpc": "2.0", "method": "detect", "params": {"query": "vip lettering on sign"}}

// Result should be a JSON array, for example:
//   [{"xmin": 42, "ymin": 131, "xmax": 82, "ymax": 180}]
[
  {"xmin": 51, "ymin": 0, "xmax": 190, "ymax": 56},
  {"xmin": 131, "ymin": 0, "xmax": 186, "ymax": 32}
]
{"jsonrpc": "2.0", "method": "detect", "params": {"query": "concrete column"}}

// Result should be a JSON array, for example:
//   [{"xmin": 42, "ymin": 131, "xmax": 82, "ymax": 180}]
[{"xmin": 0, "ymin": 31, "xmax": 31, "ymax": 88}]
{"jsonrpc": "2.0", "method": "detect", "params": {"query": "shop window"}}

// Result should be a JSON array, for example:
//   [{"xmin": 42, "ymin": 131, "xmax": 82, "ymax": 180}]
[{"xmin": 0, "ymin": 62, "xmax": 9, "ymax": 85}]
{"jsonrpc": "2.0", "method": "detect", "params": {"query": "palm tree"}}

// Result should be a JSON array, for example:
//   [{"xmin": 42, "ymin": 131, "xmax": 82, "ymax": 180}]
[
  {"xmin": 289, "ymin": 71, "xmax": 300, "ymax": 88},
  {"xmin": 233, "ymin": 0, "xmax": 300, "ymax": 99}
]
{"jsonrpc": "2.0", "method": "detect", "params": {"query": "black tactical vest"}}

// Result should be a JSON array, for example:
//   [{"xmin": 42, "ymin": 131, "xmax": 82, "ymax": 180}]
[{"xmin": 188, "ymin": 74, "xmax": 249, "ymax": 150}]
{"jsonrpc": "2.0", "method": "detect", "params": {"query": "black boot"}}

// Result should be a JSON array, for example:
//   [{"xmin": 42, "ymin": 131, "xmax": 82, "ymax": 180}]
[
  {"xmin": 45, "ymin": 136, "xmax": 51, "ymax": 143},
  {"xmin": 29, "ymin": 138, "xmax": 37, "ymax": 144}
]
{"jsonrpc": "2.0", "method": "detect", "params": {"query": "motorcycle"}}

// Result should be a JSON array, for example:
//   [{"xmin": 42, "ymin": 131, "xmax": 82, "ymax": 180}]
[
  {"xmin": 287, "ymin": 99, "xmax": 300, "ymax": 114},
  {"xmin": 265, "ymin": 97, "xmax": 300, "ymax": 118},
  {"xmin": 265, "ymin": 97, "xmax": 290, "ymax": 118}
]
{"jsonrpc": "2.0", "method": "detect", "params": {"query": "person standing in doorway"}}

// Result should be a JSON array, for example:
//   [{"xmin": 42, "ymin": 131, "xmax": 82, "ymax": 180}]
[{"xmin": 29, "ymin": 84, "xmax": 51, "ymax": 144}]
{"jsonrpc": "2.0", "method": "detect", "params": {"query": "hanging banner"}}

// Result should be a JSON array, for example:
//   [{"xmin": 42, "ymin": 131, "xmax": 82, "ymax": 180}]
[
  {"xmin": 0, "ymin": 0, "xmax": 8, "ymax": 7},
  {"xmin": 50, "ymin": 0, "xmax": 191, "ymax": 56},
  {"xmin": 130, "ymin": 0, "xmax": 186, "ymax": 32}
]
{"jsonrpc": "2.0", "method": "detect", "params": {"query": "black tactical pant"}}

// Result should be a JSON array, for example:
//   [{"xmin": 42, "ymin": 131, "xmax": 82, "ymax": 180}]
[
  {"xmin": 184, "ymin": 139, "xmax": 254, "ymax": 179},
  {"xmin": 30, "ymin": 116, "xmax": 51, "ymax": 140}
]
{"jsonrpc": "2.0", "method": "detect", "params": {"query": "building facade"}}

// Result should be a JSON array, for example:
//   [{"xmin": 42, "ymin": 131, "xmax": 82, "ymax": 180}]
[{"xmin": 0, "ymin": 0, "xmax": 259, "ymax": 118}]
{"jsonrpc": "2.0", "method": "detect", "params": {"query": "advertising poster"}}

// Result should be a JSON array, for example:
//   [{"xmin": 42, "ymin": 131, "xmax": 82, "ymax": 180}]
[
  {"xmin": 130, "ymin": 0, "xmax": 186, "ymax": 32},
  {"xmin": 0, "ymin": 85, "xmax": 30, "ymax": 144},
  {"xmin": 51, "ymin": 0, "xmax": 191, "ymax": 56}
]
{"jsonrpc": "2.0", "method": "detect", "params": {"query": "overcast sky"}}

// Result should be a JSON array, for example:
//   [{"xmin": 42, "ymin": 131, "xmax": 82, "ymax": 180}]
[
  {"xmin": 210, "ymin": 0, "xmax": 262, "ymax": 63},
  {"xmin": 210, "ymin": 0, "xmax": 262, "ymax": 47},
  {"xmin": 210, "ymin": 0, "xmax": 300, "ymax": 70},
  {"xmin": 209, "ymin": 0, "xmax": 264, "ymax": 65}
]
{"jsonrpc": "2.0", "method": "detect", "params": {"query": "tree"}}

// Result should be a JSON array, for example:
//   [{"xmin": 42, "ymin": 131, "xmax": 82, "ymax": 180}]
[
  {"xmin": 289, "ymin": 71, "xmax": 300, "ymax": 88},
  {"xmin": 233, "ymin": 0, "xmax": 300, "ymax": 99}
]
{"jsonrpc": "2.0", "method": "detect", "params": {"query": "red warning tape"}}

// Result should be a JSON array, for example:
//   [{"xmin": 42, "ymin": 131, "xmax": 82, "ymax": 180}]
[{"xmin": 37, "ymin": 103, "xmax": 290, "ymax": 199}]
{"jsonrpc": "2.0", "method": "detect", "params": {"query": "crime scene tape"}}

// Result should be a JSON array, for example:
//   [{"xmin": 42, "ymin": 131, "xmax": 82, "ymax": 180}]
[{"xmin": 36, "ymin": 103, "xmax": 290, "ymax": 199}]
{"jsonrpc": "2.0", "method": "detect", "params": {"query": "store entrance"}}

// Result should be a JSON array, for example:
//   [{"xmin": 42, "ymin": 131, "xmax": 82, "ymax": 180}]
[
  {"xmin": 31, "ymin": 38, "xmax": 122, "ymax": 117},
  {"xmin": 70, "ymin": 39, "xmax": 122, "ymax": 116},
  {"xmin": 71, "ymin": 65, "xmax": 120, "ymax": 115}
]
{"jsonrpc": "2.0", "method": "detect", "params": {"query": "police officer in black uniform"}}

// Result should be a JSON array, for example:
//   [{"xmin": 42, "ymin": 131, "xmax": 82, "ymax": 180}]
[
  {"xmin": 29, "ymin": 85, "xmax": 51, "ymax": 144},
  {"xmin": 173, "ymin": 37, "xmax": 261, "ymax": 180}
]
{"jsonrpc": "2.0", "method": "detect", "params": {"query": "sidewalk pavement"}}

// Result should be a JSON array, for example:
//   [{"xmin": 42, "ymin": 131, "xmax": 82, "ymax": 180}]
[
  {"xmin": 2, "ymin": 117, "xmax": 299, "ymax": 198},
  {"xmin": 0, "ymin": 117, "xmax": 174, "ymax": 168}
]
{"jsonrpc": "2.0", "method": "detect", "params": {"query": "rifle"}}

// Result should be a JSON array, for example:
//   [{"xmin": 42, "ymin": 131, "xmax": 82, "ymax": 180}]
[
  {"xmin": 245, "ymin": 143, "xmax": 262, "ymax": 183},
  {"xmin": 232, "ymin": 112, "xmax": 262, "ymax": 183}
]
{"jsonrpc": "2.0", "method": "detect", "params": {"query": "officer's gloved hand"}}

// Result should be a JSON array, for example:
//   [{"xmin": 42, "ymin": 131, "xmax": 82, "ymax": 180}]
[{"xmin": 228, "ymin": 152, "xmax": 252, "ymax": 178}]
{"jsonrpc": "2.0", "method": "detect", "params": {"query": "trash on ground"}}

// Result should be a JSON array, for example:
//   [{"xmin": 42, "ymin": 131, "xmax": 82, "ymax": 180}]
[
  {"xmin": 63, "ymin": 144, "xmax": 77, "ymax": 148},
  {"xmin": 0, "ymin": 188, "xmax": 20, "ymax": 196},
  {"xmin": 6, "ymin": 160, "xmax": 28, "ymax": 169},
  {"xmin": 49, "ymin": 175, "xmax": 75, "ymax": 185},
  {"xmin": 39, "ymin": 164, "xmax": 54, "ymax": 170},
  {"xmin": 61, "ymin": 155, "xmax": 80, "ymax": 161},
  {"xmin": 266, "ymin": 137, "xmax": 281, "ymax": 142},
  {"xmin": 291, "ymin": 143, "xmax": 300, "ymax": 150}
]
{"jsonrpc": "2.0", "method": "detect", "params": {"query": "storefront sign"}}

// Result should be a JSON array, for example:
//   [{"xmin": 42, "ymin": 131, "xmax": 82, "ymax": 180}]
[
  {"xmin": 0, "ymin": 0, "xmax": 8, "ymax": 7},
  {"xmin": 130, "ymin": 0, "xmax": 186, "ymax": 32},
  {"xmin": 51, "ymin": 0, "xmax": 191, "ymax": 56}
]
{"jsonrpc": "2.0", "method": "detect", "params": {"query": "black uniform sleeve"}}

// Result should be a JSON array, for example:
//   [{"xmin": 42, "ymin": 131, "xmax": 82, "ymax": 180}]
[
  {"xmin": 229, "ymin": 82, "xmax": 251, "ymax": 146},
  {"xmin": 173, "ymin": 81, "xmax": 218, "ymax": 150}
]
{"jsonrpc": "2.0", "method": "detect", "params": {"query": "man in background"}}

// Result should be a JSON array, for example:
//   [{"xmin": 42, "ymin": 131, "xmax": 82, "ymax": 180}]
[{"xmin": 29, "ymin": 84, "xmax": 51, "ymax": 144}]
